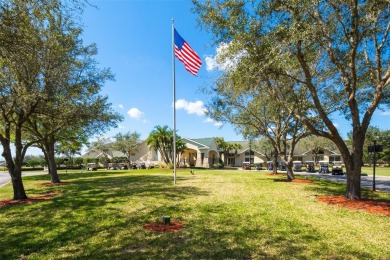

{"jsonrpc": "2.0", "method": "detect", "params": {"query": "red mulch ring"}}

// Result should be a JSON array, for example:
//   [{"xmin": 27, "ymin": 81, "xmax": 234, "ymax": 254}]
[
  {"xmin": 0, "ymin": 194, "xmax": 56, "ymax": 207},
  {"xmin": 274, "ymin": 179, "xmax": 314, "ymax": 184},
  {"xmin": 143, "ymin": 221, "xmax": 185, "ymax": 232},
  {"xmin": 317, "ymin": 196, "xmax": 390, "ymax": 216},
  {"xmin": 292, "ymin": 179, "xmax": 313, "ymax": 184},
  {"xmin": 38, "ymin": 181, "xmax": 72, "ymax": 187}
]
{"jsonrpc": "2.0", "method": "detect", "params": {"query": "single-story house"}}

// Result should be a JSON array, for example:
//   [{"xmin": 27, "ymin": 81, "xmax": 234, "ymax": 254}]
[{"xmin": 82, "ymin": 137, "xmax": 344, "ymax": 168}]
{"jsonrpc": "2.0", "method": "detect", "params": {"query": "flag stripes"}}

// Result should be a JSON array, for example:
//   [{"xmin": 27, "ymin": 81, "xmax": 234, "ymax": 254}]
[{"xmin": 174, "ymin": 29, "xmax": 202, "ymax": 76}]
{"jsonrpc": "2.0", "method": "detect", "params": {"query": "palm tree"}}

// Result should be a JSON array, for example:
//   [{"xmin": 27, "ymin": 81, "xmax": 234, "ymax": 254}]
[
  {"xmin": 146, "ymin": 125, "xmax": 186, "ymax": 165},
  {"xmin": 215, "ymin": 137, "xmax": 242, "ymax": 165}
]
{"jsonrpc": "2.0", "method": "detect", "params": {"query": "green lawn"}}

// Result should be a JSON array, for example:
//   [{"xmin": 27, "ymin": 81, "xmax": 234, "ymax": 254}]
[
  {"xmin": 0, "ymin": 169, "xmax": 389, "ymax": 259},
  {"xmin": 361, "ymin": 166, "xmax": 390, "ymax": 177}
]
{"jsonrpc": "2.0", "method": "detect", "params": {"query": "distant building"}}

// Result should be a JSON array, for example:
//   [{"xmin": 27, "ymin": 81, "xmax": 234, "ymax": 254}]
[{"xmin": 82, "ymin": 137, "xmax": 343, "ymax": 168}]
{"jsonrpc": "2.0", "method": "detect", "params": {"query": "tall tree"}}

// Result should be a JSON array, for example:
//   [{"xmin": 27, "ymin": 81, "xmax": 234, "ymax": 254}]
[
  {"xmin": 112, "ymin": 131, "xmax": 141, "ymax": 166},
  {"xmin": 88, "ymin": 137, "xmax": 112, "ymax": 168},
  {"xmin": 193, "ymin": 0, "xmax": 390, "ymax": 199},
  {"xmin": 206, "ymin": 72, "xmax": 309, "ymax": 179},
  {"xmin": 22, "ymin": 9, "xmax": 122, "ymax": 183},
  {"xmin": 0, "ymin": 1, "xmax": 56, "ymax": 199}
]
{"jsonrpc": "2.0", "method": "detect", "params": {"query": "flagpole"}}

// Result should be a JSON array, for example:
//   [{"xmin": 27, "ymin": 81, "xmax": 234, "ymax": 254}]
[{"xmin": 172, "ymin": 18, "xmax": 177, "ymax": 185}]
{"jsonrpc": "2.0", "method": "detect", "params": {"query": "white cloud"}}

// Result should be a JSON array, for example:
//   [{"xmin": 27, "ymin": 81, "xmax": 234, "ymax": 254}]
[
  {"xmin": 380, "ymin": 111, "xmax": 390, "ymax": 116},
  {"xmin": 127, "ymin": 107, "xmax": 144, "ymax": 120},
  {"xmin": 205, "ymin": 55, "xmax": 219, "ymax": 71},
  {"xmin": 204, "ymin": 117, "xmax": 223, "ymax": 127},
  {"xmin": 205, "ymin": 42, "xmax": 247, "ymax": 72},
  {"xmin": 175, "ymin": 99, "xmax": 207, "ymax": 116},
  {"xmin": 118, "ymin": 124, "xmax": 125, "ymax": 129},
  {"xmin": 333, "ymin": 123, "xmax": 339, "ymax": 128},
  {"xmin": 118, "ymin": 104, "xmax": 124, "ymax": 109}
]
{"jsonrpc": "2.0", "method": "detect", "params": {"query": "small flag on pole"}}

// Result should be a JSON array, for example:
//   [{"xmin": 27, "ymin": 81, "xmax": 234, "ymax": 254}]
[{"xmin": 174, "ymin": 29, "xmax": 202, "ymax": 76}]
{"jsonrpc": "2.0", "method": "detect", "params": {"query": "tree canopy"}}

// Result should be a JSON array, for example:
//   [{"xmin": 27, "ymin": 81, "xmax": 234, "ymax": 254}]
[
  {"xmin": 193, "ymin": 0, "xmax": 390, "ymax": 200},
  {"xmin": 0, "ymin": 0, "xmax": 121, "ymax": 198}
]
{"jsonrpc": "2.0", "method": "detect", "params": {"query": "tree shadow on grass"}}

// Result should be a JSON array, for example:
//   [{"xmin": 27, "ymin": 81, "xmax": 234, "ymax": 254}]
[{"xmin": 0, "ymin": 174, "xmax": 209, "ymax": 259}]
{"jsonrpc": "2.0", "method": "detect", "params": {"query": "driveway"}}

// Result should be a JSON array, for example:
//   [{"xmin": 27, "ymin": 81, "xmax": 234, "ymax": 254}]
[
  {"xmin": 295, "ymin": 172, "xmax": 390, "ymax": 193},
  {"xmin": 0, "ymin": 170, "xmax": 47, "ymax": 188}
]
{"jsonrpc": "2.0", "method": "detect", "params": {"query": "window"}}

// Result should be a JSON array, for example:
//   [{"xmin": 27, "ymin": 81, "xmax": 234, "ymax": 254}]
[
  {"xmin": 227, "ymin": 157, "xmax": 235, "ymax": 166},
  {"xmin": 245, "ymin": 151, "xmax": 254, "ymax": 156},
  {"xmin": 244, "ymin": 158, "xmax": 254, "ymax": 164}
]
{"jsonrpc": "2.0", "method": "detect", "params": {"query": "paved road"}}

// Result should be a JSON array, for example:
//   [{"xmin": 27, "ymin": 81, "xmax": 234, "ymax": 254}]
[
  {"xmin": 295, "ymin": 172, "xmax": 390, "ymax": 193},
  {"xmin": 0, "ymin": 171, "xmax": 47, "ymax": 188}
]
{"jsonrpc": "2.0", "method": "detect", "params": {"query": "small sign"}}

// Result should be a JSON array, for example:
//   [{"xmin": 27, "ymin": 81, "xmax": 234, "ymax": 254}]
[{"xmin": 368, "ymin": 145, "xmax": 383, "ymax": 153}]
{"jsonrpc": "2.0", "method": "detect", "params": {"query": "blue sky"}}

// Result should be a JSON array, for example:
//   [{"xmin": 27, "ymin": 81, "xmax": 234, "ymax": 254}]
[
  {"xmin": 24, "ymin": 0, "xmax": 389, "ymax": 155},
  {"xmin": 80, "ymin": 0, "xmax": 245, "ymax": 143}
]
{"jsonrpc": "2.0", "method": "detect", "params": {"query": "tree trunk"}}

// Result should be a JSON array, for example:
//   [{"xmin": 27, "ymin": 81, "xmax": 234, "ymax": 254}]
[
  {"xmin": 344, "ymin": 130, "xmax": 365, "ymax": 200},
  {"xmin": 43, "ymin": 137, "xmax": 61, "ymax": 183},
  {"xmin": 1, "ymin": 135, "xmax": 28, "ymax": 200},
  {"xmin": 11, "ymin": 173, "xmax": 28, "ymax": 200},
  {"xmin": 286, "ymin": 160, "xmax": 295, "ymax": 181},
  {"xmin": 273, "ymin": 153, "xmax": 278, "ymax": 174}
]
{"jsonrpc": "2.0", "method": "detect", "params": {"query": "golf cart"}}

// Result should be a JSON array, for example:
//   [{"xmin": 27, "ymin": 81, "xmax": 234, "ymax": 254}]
[
  {"xmin": 293, "ymin": 161, "xmax": 303, "ymax": 172},
  {"xmin": 278, "ymin": 161, "xmax": 286, "ymax": 171},
  {"xmin": 266, "ymin": 161, "xmax": 273, "ymax": 171},
  {"xmin": 319, "ymin": 160, "xmax": 330, "ymax": 173},
  {"xmin": 118, "ymin": 163, "xmax": 128, "ymax": 170},
  {"xmin": 87, "ymin": 163, "xmax": 98, "ymax": 171},
  {"xmin": 331, "ymin": 161, "xmax": 344, "ymax": 175},
  {"xmin": 107, "ymin": 163, "xmax": 119, "ymax": 170},
  {"xmin": 305, "ymin": 161, "xmax": 316, "ymax": 173},
  {"xmin": 242, "ymin": 162, "xmax": 251, "ymax": 170}
]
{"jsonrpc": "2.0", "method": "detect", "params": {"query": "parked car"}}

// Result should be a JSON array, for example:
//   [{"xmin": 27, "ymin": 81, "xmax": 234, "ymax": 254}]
[
  {"xmin": 242, "ymin": 162, "xmax": 251, "ymax": 170},
  {"xmin": 130, "ymin": 163, "xmax": 138, "ymax": 169}
]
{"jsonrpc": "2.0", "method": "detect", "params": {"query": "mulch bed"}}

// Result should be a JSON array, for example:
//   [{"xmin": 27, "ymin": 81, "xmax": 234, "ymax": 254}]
[
  {"xmin": 273, "ymin": 179, "xmax": 314, "ymax": 184},
  {"xmin": 143, "ymin": 221, "xmax": 185, "ymax": 232},
  {"xmin": 317, "ymin": 196, "xmax": 390, "ymax": 216},
  {"xmin": 0, "ymin": 191, "xmax": 60, "ymax": 207}
]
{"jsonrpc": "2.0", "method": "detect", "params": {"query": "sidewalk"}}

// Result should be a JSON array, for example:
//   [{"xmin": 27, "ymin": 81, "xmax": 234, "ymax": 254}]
[{"xmin": 0, "ymin": 171, "xmax": 47, "ymax": 188}]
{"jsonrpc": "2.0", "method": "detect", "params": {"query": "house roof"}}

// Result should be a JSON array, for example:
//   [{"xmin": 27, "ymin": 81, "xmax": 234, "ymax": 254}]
[
  {"xmin": 81, "ymin": 149, "xmax": 126, "ymax": 159},
  {"xmin": 189, "ymin": 137, "xmax": 215, "ymax": 148}
]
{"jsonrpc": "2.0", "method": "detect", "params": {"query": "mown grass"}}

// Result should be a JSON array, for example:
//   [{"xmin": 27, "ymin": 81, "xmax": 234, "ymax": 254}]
[
  {"xmin": 0, "ymin": 169, "xmax": 389, "ymax": 259},
  {"xmin": 361, "ymin": 166, "xmax": 390, "ymax": 177}
]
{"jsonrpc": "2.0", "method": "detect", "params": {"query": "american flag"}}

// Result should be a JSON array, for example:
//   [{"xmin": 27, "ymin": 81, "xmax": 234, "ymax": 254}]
[{"xmin": 174, "ymin": 29, "xmax": 202, "ymax": 76}]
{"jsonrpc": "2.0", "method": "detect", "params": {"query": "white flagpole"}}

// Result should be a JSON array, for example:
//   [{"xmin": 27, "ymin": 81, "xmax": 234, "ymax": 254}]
[{"xmin": 172, "ymin": 19, "xmax": 177, "ymax": 185}]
